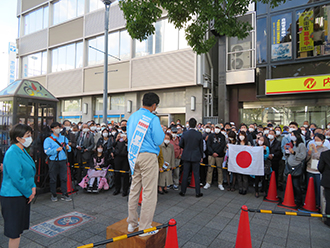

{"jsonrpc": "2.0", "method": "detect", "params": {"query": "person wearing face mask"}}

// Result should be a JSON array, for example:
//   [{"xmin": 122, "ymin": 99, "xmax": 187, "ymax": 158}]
[
  {"xmin": 75, "ymin": 123, "xmax": 95, "ymax": 183},
  {"xmin": 247, "ymin": 124, "xmax": 257, "ymax": 141},
  {"xmin": 307, "ymin": 128, "xmax": 330, "ymax": 150},
  {"xmin": 61, "ymin": 120, "xmax": 75, "ymax": 167},
  {"xmin": 97, "ymin": 129, "xmax": 112, "ymax": 159},
  {"xmin": 89, "ymin": 123, "xmax": 101, "ymax": 150},
  {"xmin": 0, "ymin": 124, "xmax": 36, "ymax": 248},
  {"xmin": 254, "ymin": 136, "xmax": 270, "ymax": 198},
  {"xmin": 158, "ymin": 133, "xmax": 175, "ymax": 194},
  {"xmin": 44, "ymin": 122, "xmax": 72, "ymax": 202},
  {"xmin": 306, "ymin": 133, "xmax": 328, "ymax": 209},
  {"xmin": 241, "ymin": 124, "xmax": 254, "ymax": 146},
  {"xmin": 226, "ymin": 131, "xmax": 237, "ymax": 191},
  {"xmin": 236, "ymin": 131, "xmax": 251, "ymax": 195},
  {"xmin": 170, "ymin": 127, "xmax": 182, "ymax": 190},
  {"xmin": 284, "ymin": 130, "xmax": 307, "ymax": 207},
  {"xmin": 268, "ymin": 130, "xmax": 282, "ymax": 188},
  {"xmin": 113, "ymin": 126, "xmax": 130, "ymax": 197},
  {"xmin": 201, "ymin": 125, "xmax": 212, "ymax": 186},
  {"xmin": 204, "ymin": 124, "xmax": 226, "ymax": 191},
  {"xmin": 274, "ymin": 126, "xmax": 282, "ymax": 143}
]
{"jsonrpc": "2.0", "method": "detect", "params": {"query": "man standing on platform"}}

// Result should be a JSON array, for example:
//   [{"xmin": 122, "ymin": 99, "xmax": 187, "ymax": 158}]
[
  {"xmin": 179, "ymin": 118, "xmax": 204, "ymax": 197},
  {"xmin": 127, "ymin": 93, "xmax": 165, "ymax": 236}
]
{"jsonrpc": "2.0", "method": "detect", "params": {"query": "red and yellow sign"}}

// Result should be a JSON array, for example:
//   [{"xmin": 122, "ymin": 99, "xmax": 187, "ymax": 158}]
[{"xmin": 266, "ymin": 75, "xmax": 330, "ymax": 95}]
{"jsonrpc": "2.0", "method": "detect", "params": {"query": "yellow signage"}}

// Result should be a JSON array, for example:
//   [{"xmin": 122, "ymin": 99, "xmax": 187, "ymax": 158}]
[
  {"xmin": 266, "ymin": 74, "xmax": 330, "ymax": 95},
  {"xmin": 299, "ymin": 10, "xmax": 314, "ymax": 52}
]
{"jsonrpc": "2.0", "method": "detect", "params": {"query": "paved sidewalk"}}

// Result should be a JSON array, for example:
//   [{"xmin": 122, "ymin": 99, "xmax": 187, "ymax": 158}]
[{"xmin": 1, "ymin": 184, "xmax": 330, "ymax": 248}]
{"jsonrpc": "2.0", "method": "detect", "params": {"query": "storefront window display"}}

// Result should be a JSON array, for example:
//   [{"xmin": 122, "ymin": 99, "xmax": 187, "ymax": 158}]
[
  {"xmin": 296, "ymin": 4, "xmax": 330, "ymax": 58},
  {"xmin": 271, "ymin": 12, "xmax": 292, "ymax": 61}
]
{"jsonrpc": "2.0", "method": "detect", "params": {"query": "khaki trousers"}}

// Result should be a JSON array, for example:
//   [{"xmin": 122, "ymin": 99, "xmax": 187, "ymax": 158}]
[
  {"xmin": 206, "ymin": 156, "xmax": 224, "ymax": 185},
  {"xmin": 172, "ymin": 158, "xmax": 181, "ymax": 186},
  {"xmin": 127, "ymin": 153, "xmax": 159, "ymax": 231}
]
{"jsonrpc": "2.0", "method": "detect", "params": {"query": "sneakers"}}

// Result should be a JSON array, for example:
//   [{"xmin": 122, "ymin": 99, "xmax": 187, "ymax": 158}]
[
  {"xmin": 203, "ymin": 183, "xmax": 211, "ymax": 189},
  {"xmin": 173, "ymin": 185, "xmax": 179, "ymax": 191},
  {"xmin": 51, "ymin": 195, "xmax": 58, "ymax": 202},
  {"xmin": 218, "ymin": 184, "xmax": 225, "ymax": 190},
  {"xmin": 128, "ymin": 223, "xmax": 139, "ymax": 233},
  {"xmin": 61, "ymin": 195, "xmax": 72, "ymax": 201},
  {"xmin": 139, "ymin": 227, "xmax": 159, "ymax": 237}
]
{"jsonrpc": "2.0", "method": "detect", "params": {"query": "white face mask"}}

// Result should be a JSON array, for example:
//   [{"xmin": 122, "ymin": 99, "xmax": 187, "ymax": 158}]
[
  {"xmin": 166, "ymin": 130, "xmax": 171, "ymax": 133},
  {"xmin": 78, "ymin": 125, "xmax": 82, "ymax": 130},
  {"xmin": 249, "ymin": 128, "xmax": 254, "ymax": 133},
  {"xmin": 64, "ymin": 126, "xmax": 71, "ymax": 131},
  {"xmin": 264, "ymin": 130, "xmax": 269, "ymax": 135},
  {"xmin": 205, "ymin": 128, "xmax": 211, "ymax": 133},
  {"xmin": 289, "ymin": 128, "xmax": 296, "ymax": 133},
  {"xmin": 54, "ymin": 128, "xmax": 61, "ymax": 135},
  {"xmin": 90, "ymin": 126, "xmax": 97, "ymax": 131},
  {"xmin": 315, "ymin": 141, "xmax": 323, "ymax": 146},
  {"xmin": 301, "ymin": 130, "xmax": 306, "ymax": 135},
  {"xmin": 241, "ymin": 129, "xmax": 247, "ymax": 133},
  {"xmin": 83, "ymin": 128, "xmax": 89, "ymax": 133},
  {"xmin": 304, "ymin": 125, "xmax": 308, "ymax": 128},
  {"xmin": 172, "ymin": 133, "xmax": 177, "ymax": 139},
  {"xmin": 290, "ymin": 135, "xmax": 297, "ymax": 142},
  {"xmin": 215, "ymin": 128, "xmax": 220, "ymax": 134},
  {"xmin": 221, "ymin": 131, "xmax": 226, "ymax": 136},
  {"xmin": 327, "ymin": 125, "xmax": 330, "ymax": 129},
  {"xmin": 96, "ymin": 127, "xmax": 101, "ymax": 131},
  {"xmin": 326, "ymin": 136, "xmax": 330, "ymax": 139},
  {"xmin": 164, "ymin": 140, "xmax": 170, "ymax": 145},
  {"xmin": 71, "ymin": 131, "xmax": 76, "ymax": 134},
  {"xmin": 275, "ymin": 131, "xmax": 281, "ymax": 136},
  {"xmin": 121, "ymin": 134, "xmax": 127, "ymax": 138},
  {"xmin": 111, "ymin": 131, "xmax": 116, "ymax": 136},
  {"xmin": 186, "ymin": 124, "xmax": 189, "ymax": 128},
  {"xmin": 258, "ymin": 140, "xmax": 264, "ymax": 145},
  {"xmin": 103, "ymin": 132, "xmax": 109, "ymax": 137},
  {"xmin": 239, "ymin": 136, "xmax": 245, "ymax": 141},
  {"xmin": 97, "ymin": 148, "xmax": 103, "ymax": 153},
  {"xmin": 268, "ymin": 134, "xmax": 274, "ymax": 140},
  {"xmin": 21, "ymin": 136, "xmax": 33, "ymax": 147}
]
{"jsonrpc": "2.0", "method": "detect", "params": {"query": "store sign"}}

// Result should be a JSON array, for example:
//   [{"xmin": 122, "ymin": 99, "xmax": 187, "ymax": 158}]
[
  {"xmin": 299, "ymin": 10, "xmax": 314, "ymax": 52},
  {"xmin": 266, "ymin": 74, "xmax": 330, "ymax": 95}
]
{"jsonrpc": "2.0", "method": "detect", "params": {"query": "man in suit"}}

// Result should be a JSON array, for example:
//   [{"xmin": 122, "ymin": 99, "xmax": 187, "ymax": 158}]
[
  {"xmin": 318, "ymin": 150, "xmax": 330, "ymax": 227},
  {"xmin": 268, "ymin": 129, "xmax": 282, "ymax": 186},
  {"xmin": 179, "ymin": 118, "xmax": 203, "ymax": 197},
  {"xmin": 76, "ymin": 123, "xmax": 95, "ymax": 182}
]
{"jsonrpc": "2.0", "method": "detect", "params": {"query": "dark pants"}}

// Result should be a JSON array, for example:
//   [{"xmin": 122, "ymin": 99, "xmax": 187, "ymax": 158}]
[
  {"xmin": 49, "ymin": 160, "xmax": 67, "ymax": 196},
  {"xmin": 271, "ymin": 160, "xmax": 280, "ymax": 187},
  {"xmin": 237, "ymin": 174, "xmax": 248, "ymax": 191},
  {"xmin": 76, "ymin": 151, "xmax": 91, "ymax": 182},
  {"xmin": 291, "ymin": 175, "xmax": 303, "ymax": 205},
  {"xmin": 181, "ymin": 161, "xmax": 200, "ymax": 195},
  {"xmin": 255, "ymin": 176, "xmax": 267, "ymax": 193},
  {"xmin": 324, "ymin": 187, "xmax": 330, "ymax": 226},
  {"xmin": 114, "ymin": 156, "xmax": 130, "ymax": 193},
  {"xmin": 200, "ymin": 156, "xmax": 208, "ymax": 185},
  {"xmin": 278, "ymin": 159, "xmax": 285, "ymax": 187}
]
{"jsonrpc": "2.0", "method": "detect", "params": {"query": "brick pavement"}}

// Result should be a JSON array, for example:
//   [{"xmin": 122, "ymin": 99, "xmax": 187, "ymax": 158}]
[{"xmin": 1, "ymin": 184, "xmax": 330, "ymax": 248}]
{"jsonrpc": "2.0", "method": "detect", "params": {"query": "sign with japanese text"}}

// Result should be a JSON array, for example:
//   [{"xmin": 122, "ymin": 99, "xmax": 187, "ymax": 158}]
[
  {"xmin": 299, "ymin": 10, "xmax": 314, "ymax": 52},
  {"xmin": 266, "ymin": 74, "xmax": 330, "ymax": 95},
  {"xmin": 7, "ymin": 42, "xmax": 16, "ymax": 85}
]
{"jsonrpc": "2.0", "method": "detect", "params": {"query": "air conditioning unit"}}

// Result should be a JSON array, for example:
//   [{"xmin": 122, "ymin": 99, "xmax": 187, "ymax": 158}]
[{"xmin": 230, "ymin": 42, "xmax": 251, "ymax": 70}]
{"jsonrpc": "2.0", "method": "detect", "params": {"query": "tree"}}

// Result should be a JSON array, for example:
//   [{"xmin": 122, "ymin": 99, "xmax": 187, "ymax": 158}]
[{"xmin": 119, "ymin": 0, "xmax": 288, "ymax": 54}]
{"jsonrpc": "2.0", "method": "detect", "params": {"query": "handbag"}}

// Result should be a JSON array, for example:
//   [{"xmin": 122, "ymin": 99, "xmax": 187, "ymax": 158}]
[
  {"xmin": 264, "ymin": 159, "xmax": 272, "ymax": 175},
  {"xmin": 284, "ymin": 161, "xmax": 305, "ymax": 177},
  {"xmin": 311, "ymin": 159, "xmax": 319, "ymax": 170}
]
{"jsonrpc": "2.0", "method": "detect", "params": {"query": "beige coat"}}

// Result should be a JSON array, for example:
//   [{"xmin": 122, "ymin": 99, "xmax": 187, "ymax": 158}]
[{"xmin": 158, "ymin": 142, "xmax": 175, "ymax": 187}]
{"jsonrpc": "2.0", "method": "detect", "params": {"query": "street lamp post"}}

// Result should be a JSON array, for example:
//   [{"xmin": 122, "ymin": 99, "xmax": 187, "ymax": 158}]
[{"xmin": 101, "ymin": 0, "xmax": 115, "ymax": 124}]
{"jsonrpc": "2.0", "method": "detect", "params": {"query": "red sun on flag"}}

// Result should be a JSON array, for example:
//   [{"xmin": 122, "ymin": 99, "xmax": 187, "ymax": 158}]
[{"xmin": 236, "ymin": 151, "xmax": 252, "ymax": 169}]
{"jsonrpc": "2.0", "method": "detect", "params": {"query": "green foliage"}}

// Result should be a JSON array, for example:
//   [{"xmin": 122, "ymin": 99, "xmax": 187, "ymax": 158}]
[{"xmin": 119, "ymin": 0, "xmax": 288, "ymax": 54}]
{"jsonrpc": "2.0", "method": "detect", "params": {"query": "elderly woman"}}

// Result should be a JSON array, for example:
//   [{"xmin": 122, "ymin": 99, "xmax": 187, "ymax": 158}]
[
  {"xmin": 306, "ymin": 133, "xmax": 328, "ymax": 209},
  {"xmin": 0, "ymin": 124, "xmax": 36, "ymax": 248}
]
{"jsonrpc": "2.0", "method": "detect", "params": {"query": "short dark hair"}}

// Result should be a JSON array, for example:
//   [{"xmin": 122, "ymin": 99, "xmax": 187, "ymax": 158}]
[
  {"xmin": 189, "ymin": 118, "xmax": 197, "ymax": 128},
  {"xmin": 120, "ymin": 119, "xmax": 127, "ymax": 124},
  {"xmin": 315, "ymin": 133, "xmax": 325, "ymax": 141},
  {"xmin": 50, "ymin": 122, "xmax": 61, "ymax": 129},
  {"xmin": 142, "ymin": 92, "xmax": 160, "ymax": 107},
  {"xmin": 289, "ymin": 121, "xmax": 299, "ymax": 127},
  {"xmin": 63, "ymin": 120, "xmax": 71, "ymax": 125},
  {"xmin": 10, "ymin": 124, "xmax": 33, "ymax": 145}
]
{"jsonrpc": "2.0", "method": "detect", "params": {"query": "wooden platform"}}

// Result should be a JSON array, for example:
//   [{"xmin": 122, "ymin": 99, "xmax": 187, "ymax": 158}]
[{"xmin": 106, "ymin": 218, "xmax": 166, "ymax": 248}]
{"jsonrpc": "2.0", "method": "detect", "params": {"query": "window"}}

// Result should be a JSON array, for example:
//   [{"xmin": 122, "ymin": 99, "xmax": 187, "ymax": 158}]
[
  {"xmin": 228, "ymin": 14, "xmax": 255, "ymax": 70},
  {"xmin": 271, "ymin": 0, "xmax": 312, "ymax": 12},
  {"xmin": 271, "ymin": 13, "xmax": 292, "ymax": 61},
  {"xmin": 89, "ymin": 0, "xmax": 104, "ymax": 12},
  {"xmin": 51, "ymin": 42, "xmax": 83, "ymax": 72},
  {"xmin": 109, "ymin": 31, "xmax": 119, "ymax": 63},
  {"xmin": 95, "ymin": 96, "xmax": 110, "ymax": 111},
  {"xmin": 62, "ymin": 98, "xmax": 81, "ymax": 112},
  {"xmin": 22, "ymin": 51, "xmax": 47, "ymax": 78},
  {"xmin": 164, "ymin": 19, "xmax": 179, "ymax": 52},
  {"xmin": 53, "ymin": 0, "xmax": 85, "ymax": 26},
  {"xmin": 120, "ymin": 30, "xmax": 131, "ymax": 60},
  {"xmin": 110, "ymin": 95, "xmax": 125, "ymax": 111},
  {"xmin": 24, "ymin": 6, "xmax": 48, "ymax": 35},
  {"xmin": 135, "ymin": 36, "xmax": 153, "ymax": 58},
  {"xmin": 297, "ymin": 4, "xmax": 330, "ymax": 59},
  {"xmin": 257, "ymin": 2, "xmax": 267, "ymax": 15},
  {"xmin": 257, "ymin": 18, "xmax": 267, "ymax": 64}
]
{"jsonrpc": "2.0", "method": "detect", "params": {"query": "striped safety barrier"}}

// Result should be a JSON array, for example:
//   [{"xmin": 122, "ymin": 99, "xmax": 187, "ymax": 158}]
[{"xmin": 246, "ymin": 208, "xmax": 330, "ymax": 218}]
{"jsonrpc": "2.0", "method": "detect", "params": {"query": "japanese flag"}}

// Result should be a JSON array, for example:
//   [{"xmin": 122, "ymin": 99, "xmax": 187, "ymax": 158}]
[{"xmin": 228, "ymin": 144, "xmax": 264, "ymax": 176}]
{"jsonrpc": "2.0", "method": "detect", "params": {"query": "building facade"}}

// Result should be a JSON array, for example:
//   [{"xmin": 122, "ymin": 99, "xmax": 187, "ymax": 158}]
[
  {"xmin": 223, "ymin": 0, "xmax": 330, "ymax": 127},
  {"xmin": 16, "ymin": 0, "xmax": 218, "ymax": 126}
]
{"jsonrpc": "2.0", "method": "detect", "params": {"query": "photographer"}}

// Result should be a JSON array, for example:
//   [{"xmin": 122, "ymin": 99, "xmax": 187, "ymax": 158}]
[{"xmin": 44, "ymin": 122, "xmax": 72, "ymax": 202}]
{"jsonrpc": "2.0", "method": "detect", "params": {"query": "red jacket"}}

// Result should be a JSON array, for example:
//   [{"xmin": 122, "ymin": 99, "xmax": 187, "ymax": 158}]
[{"xmin": 170, "ymin": 137, "xmax": 182, "ymax": 159}]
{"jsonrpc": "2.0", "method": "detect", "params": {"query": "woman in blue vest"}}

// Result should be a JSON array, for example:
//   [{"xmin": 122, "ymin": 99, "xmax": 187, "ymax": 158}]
[{"xmin": 0, "ymin": 124, "xmax": 36, "ymax": 248}]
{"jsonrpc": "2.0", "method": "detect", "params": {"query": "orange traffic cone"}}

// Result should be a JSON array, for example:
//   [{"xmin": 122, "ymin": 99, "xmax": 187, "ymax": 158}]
[
  {"xmin": 188, "ymin": 173, "xmax": 196, "ymax": 188},
  {"xmin": 66, "ymin": 163, "xmax": 76, "ymax": 195},
  {"xmin": 138, "ymin": 188, "xmax": 143, "ymax": 206},
  {"xmin": 165, "ymin": 219, "xmax": 178, "ymax": 248},
  {"xmin": 278, "ymin": 174, "xmax": 297, "ymax": 209},
  {"xmin": 264, "ymin": 171, "xmax": 279, "ymax": 202},
  {"xmin": 235, "ymin": 205, "xmax": 252, "ymax": 248},
  {"xmin": 302, "ymin": 177, "xmax": 317, "ymax": 212}
]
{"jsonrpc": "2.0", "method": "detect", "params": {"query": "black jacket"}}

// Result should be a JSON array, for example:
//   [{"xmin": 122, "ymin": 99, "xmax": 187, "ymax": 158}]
[
  {"xmin": 114, "ymin": 140, "xmax": 128, "ymax": 157},
  {"xmin": 318, "ymin": 150, "xmax": 330, "ymax": 188},
  {"xmin": 269, "ymin": 138, "xmax": 282, "ymax": 161},
  {"xmin": 207, "ymin": 133, "xmax": 226, "ymax": 157},
  {"xmin": 179, "ymin": 129, "xmax": 203, "ymax": 162}
]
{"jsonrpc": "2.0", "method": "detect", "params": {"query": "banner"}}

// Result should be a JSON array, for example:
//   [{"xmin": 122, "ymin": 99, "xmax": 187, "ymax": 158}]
[
  {"xmin": 227, "ymin": 144, "xmax": 264, "ymax": 176},
  {"xmin": 7, "ymin": 42, "xmax": 16, "ymax": 85},
  {"xmin": 299, "ymin": 10, "xmax": 314, "ymax": 52},
  {"xmin": 266, "ymin": 74, "xmax": 330, "ymax": 95}
]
